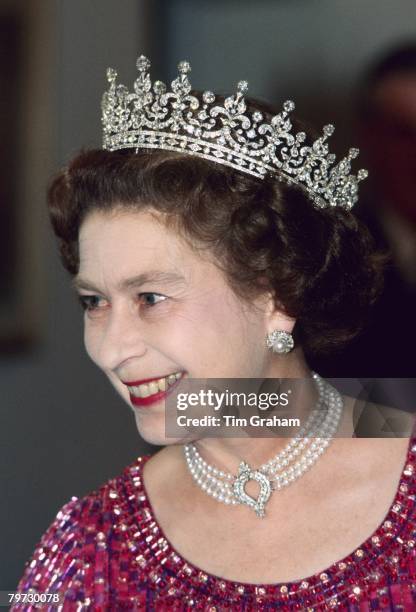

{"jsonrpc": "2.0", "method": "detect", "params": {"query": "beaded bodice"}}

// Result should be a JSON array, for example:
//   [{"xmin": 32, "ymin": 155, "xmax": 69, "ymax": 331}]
[{"xmin": 14, "ymin": 436, "xmax": 416, "ymax": 610}]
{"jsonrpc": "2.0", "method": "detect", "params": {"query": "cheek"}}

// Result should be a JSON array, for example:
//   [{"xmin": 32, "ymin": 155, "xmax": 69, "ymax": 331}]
[
  {"xmin": 180, "ymin": 294, "xmax": 264, "ymax": 363},
  {"xmin": 106, "ymin": 371, "xmax": 128, "ymax": 400},
  {"xmin": 83, "ymin": 322, "xmax": 101, "ymax": 366}
]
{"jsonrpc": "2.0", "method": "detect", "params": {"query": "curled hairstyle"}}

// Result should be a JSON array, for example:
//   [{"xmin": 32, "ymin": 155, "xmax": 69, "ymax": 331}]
[{"xmin": 47, "ymin": 101, "xmax": 385, "ymax": 358}]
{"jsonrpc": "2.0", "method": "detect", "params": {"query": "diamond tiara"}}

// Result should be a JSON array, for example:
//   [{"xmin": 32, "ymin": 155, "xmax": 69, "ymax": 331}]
[{"xmin": 101, "ymin": 55, "xmax": 368, "ymax": 210}]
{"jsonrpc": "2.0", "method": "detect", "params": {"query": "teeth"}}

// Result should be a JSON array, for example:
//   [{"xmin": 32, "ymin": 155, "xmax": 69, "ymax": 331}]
[
  {"xmin": 128, "ymin": 372, "xmax": 184, "ymax": 398},
  {"xmin": 140, "ymin": 384, "xmax": 150, "ymax": 398},
  {"xmin": 148, "ymin": 382, "xmax": 159, "ymax": 395}
]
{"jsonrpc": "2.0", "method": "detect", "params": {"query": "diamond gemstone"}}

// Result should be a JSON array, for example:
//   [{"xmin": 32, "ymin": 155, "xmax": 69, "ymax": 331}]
[
  {"xmin": 107, "ymin": 67, "xmax": 117, "ymax": 82},
  {"xmin": 203, "ymin": 91, "xmax": 215, "ymax": 104},
  {"xmin": 237, "ymin": 80, "xmax": 249, "ymax": 94},
  {"xmin": 153, "ymin": 80, "xmax": 166, "ymax": 95},
  {"xmin": 323, "ymin": 124, "xmax": 335, "ymax": 136},
  {"xmin": 283, "ymin": 100, "xmax": 295, "ymax": 112},
  {"xmin": 178, "ymin": 61, "xmax": 191, "ymax": 74},
  {"xmin": 136, "ymin": 55, "xmax": 151, "ymax": 72}
]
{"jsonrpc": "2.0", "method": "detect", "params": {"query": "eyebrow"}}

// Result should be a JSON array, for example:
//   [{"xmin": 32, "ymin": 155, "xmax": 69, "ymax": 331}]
[{"xmin": 71, "ymin": 271, "xmax": 186, "ymax": 293}]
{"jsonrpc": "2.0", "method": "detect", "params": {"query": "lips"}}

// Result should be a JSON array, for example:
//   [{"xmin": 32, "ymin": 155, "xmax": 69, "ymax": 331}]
[
  {"xmin": 122, "ymin": 373, "xmax": 174, "ymax": 386},
  {"xmin": 122, "ymin": 371, "xmax": 186, "ymax": 408}
]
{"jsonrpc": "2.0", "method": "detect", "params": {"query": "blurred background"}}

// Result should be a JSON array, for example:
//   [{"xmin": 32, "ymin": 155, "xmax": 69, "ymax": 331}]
[{"xmin": 1, "ymin": 0, "xmax": 415, "ymax": 588}]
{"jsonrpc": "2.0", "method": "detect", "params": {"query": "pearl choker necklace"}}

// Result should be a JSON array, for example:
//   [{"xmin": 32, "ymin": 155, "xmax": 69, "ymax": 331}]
[{"xmin": 184, "ymin": 373, "xmax": 344, "ymax": 517}]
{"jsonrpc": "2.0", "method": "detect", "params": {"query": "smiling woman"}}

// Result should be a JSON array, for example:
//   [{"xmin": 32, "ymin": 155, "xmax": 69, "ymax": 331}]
[{"xmin": 13, "ymin": 56, "xmax": 416, "ymax": 610}]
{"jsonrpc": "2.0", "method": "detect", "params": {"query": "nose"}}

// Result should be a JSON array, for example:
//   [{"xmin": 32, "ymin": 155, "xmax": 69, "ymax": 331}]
[{"xmin": 92, "ymin": 302, "xmax": 147, "ymax": 371}]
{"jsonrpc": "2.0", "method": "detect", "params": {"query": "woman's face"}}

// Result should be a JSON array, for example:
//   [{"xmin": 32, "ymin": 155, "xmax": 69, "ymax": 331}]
[{"xmin": 75, "ymin": 208, "xmax": 288, "ymax": 445}]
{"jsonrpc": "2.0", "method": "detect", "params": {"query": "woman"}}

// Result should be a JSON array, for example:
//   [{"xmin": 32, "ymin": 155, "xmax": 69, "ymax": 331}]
[{"xmin": 14, "ymin": 56, "xmax": 415, "ymax": 610}]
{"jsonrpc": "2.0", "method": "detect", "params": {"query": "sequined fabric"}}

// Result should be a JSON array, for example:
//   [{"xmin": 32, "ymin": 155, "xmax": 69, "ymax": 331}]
[{"xmin": 13, "ymin": 437, "xmax": 416, "ymax": 611}]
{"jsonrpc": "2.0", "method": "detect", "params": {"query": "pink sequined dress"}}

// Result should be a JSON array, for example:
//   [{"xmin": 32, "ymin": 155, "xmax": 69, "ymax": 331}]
[{"xmin": 13, "ymin": 436, "xmax": 416, "ymax": 611}]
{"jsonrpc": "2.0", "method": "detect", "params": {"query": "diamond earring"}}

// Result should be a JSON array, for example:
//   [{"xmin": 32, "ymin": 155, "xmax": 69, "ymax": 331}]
[{"xmin": 266, "ymin": 330, "xmax": 294, "ymax": 354}]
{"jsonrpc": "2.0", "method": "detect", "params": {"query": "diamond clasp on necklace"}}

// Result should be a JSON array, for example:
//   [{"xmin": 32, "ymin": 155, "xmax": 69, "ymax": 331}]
[{"xmin": 233, "ymin": 462, "xmax": 272, "ymax": 518}]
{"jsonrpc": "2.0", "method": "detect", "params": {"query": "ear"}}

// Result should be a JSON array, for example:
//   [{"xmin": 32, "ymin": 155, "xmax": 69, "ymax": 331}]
[{"xmin": 262, "ymin": 291, "xmax": 296, "ymax": 335}]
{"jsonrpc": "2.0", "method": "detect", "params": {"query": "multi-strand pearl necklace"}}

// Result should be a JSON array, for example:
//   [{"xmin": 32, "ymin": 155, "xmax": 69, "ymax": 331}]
[{"xmin": 184, "ymin": 372, "xmax": 343, "ymax": 517}]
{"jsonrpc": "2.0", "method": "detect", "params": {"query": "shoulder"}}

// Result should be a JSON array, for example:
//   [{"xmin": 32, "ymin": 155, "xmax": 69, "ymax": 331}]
[{"xmin": 14, "ymin": 456, "xmax": 152, "ymax": 608}]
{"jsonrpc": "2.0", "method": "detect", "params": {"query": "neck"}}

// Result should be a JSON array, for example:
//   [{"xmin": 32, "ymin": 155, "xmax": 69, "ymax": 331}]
[{"xmin": 193, "ymin": 349, "xmax": 318, "ymax": 472}]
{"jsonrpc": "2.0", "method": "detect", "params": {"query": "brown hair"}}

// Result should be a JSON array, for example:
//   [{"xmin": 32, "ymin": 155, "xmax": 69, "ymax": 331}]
[{"xmin": 47, "ymin": 105, "xmax": 385, "ymax": 358}]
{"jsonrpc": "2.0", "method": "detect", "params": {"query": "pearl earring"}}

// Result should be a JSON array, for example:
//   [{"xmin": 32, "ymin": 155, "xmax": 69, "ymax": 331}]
[{"xmin": 266, "ymin": 330, "xmax": 294, "ymax": 354}]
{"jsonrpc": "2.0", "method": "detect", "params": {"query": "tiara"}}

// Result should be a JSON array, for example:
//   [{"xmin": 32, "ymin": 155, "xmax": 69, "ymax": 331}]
[{"xmin": 101, "ymin": 55, "xmax": 368, "ymax": 210}]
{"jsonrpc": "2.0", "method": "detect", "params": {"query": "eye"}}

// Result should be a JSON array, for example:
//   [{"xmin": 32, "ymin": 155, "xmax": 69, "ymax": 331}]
[
  {"xmin": 138, "ymin": 292, "xmax": 167, "ymax": 307},
  {"xmin": 77, "ymin": 295, "xmax": 107, "ymax": 311}
]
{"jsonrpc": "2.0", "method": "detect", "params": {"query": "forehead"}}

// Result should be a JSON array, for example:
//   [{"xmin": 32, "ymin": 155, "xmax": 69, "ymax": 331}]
[
  {"xmin": 80, "ymin": 208, "xmax": 172, "ymax": 251},
  {"xmin": 77, "ymin": 208, "xmax": 207, "ymax": 282}
]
